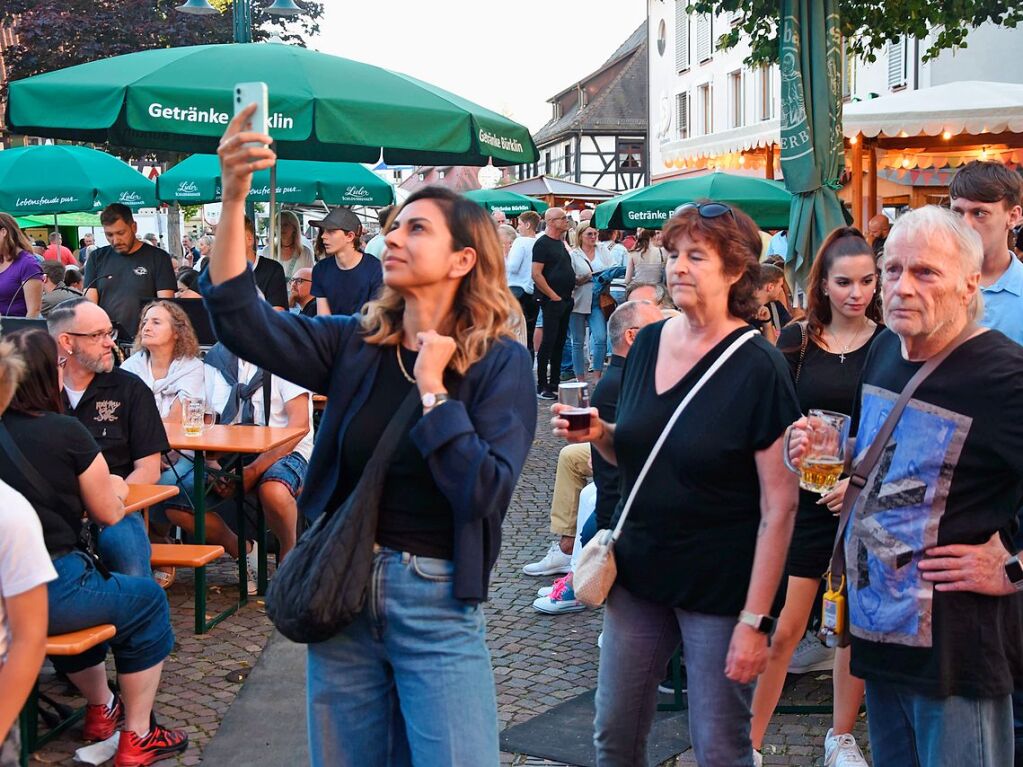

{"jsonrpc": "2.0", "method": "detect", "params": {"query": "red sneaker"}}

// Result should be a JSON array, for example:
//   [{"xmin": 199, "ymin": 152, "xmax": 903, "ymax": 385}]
[
  {"xmin": 114, "ymin": 724, "xmax": 188, "ymax": 766},
  {"xmin": 82, "ymin": 693, "xmax": 123, "ymax": 742}
]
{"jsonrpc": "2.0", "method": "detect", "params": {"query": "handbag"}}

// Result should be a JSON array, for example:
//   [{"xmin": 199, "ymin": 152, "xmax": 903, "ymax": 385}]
[
  {"xmin": 265, "ymin": 387, "xmax": 422, "ymax": 644},
  {"xmin": 598, "ymin": 290, "xmax": 617, "ymax": 321},
  {"xmin": 573, "ymin": 329, "xmax": 758, "ymax": 608},
  {"xmin": 819, "ymin": 323, "xmax": 978, "ymax": 647}
]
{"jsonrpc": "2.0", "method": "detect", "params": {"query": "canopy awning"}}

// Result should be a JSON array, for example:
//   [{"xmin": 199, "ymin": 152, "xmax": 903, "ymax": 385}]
[
  {"xmin": 660, "ymin": 119, "xmax": 779, "ymax": 162},
  {"xmin": 497, "ymin": 175, "xmax": 614, "ymax": 201},
  {"xmin": 843, "ymin": 81, "xmax": 1023, "ymax": 139}
]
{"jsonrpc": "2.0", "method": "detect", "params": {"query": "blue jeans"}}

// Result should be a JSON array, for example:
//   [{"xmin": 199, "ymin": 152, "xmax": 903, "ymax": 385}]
[
  {"xmin": 98, "ymin": 511, "xmax": 151, "ymax": 578},
  {"xmin": 306, "ymin": 549, "xmax": 499, "ymax": 767},
  {"xmin": 47, "ymin": 551, "xmax": 174, "ymax": 675},
  {"xmin": 594, "ymin": 584, "xmax": 754, "ymax": 766},
  {"xmin": 569, "ymin": 309, "xmax": 608, "ymax": 378},
  {"xmin": 865, "ymin": 678, "xmax": 1013, "ymax": 767}
]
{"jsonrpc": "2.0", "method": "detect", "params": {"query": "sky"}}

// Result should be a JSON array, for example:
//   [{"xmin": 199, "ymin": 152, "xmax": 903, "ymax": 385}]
[{"xmin": 308, "ymin": 0, "xmax": 647, "ymax": 133}]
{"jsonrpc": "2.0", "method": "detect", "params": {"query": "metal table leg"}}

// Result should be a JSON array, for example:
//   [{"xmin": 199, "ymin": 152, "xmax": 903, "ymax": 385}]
[{"xmin": 193, "ymin": 451, "xmax": 245, "ymax": 633}]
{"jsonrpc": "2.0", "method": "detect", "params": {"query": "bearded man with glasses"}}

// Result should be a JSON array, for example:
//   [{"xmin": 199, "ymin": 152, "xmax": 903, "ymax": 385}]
[{"xmin": 47, "ymin": 298, "xmax": 169, "ymax": 579}]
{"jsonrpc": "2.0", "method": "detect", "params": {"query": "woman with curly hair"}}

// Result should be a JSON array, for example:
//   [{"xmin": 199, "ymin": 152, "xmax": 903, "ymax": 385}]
[
  {"xmin": 199, "ymin": 108, "xmax": 537, "ymax": 767},
  {"xmin": 555, "ymin": 201, "xmax": 800, "ymax": 766}
]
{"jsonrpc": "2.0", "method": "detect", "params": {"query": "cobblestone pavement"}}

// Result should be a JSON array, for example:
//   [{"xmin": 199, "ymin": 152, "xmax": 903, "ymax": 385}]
[{"xmin": 32, "ymin": 401, "xmax": 868, "ymax": 766}]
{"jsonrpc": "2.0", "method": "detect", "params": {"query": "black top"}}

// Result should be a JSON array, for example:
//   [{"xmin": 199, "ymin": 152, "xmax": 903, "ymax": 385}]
[
  {"xmin": 531, "ymin": 235, "xmax": 574, "ymax": 300},
  {"xmin": 311, "ymin": 253, "xmax": 383, "ymax": 316},
  {"xmin": 83, "ymin": 243, "xmax": 176, "ymax": 339},
  {"xmin": 62, "ymin": 369, "xmax": 169, "ymax": 478},
  {"xmin": 252, "ymin": 257, "xmax": 289, "ymax": 309},
  {"xmin": 299, "ymin": 299, "xmax": 317, "ymax": 318},
  {"xmin": 0, "ymin": 412, "xmax": 99, "ymax": 552},
  {"xmin": 592, "ymin": 354, "xmax": 624, "ymax": 530},
  {"xmin": 611, "ymin": 323, "xmax": 801, "ymax": 614},
  {"xmin": 338, "ymin": 344, "xmax": 455, "ymax": 559},
  {"xmin": 778, "ymin": 322, "xmax": 884, "ymax": 532},
  {"xmin": 846, "ymin": 328, "xmax": 1023, "ymax": 697}
]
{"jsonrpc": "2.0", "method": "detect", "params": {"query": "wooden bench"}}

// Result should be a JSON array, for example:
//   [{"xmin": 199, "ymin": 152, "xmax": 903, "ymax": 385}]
[
  {"xmin": 19, "ymin": 625, "xmax": 117, "ymax": 767},
  {"xmin": 150, "ymin": 543, "xmax": 225, "ymax": 568}
]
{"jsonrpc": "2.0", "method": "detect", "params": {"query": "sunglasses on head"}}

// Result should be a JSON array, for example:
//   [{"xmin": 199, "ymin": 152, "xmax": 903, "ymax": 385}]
[{"xmin": 674, "ymin": 202, "xmax": 735, "ymax": 220}]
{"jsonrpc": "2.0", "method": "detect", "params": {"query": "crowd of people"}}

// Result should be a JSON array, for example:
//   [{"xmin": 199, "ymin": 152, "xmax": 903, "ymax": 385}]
[{"xmin": 3, "ymin": 103, "xmax": 1023, "ymax": 767}]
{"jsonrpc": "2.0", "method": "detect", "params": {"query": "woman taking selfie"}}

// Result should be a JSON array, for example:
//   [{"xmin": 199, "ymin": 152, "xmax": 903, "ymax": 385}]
[
  {"xmin": 554, "ymin": 201, "xmax": 800, "ymax": 766},
  {"xmin": 749, "ymin": 228, "xmax": 882, "ymax": 767},
  {"xmin": 200, "ymin": 107, "xmax": 536, "ymax": 767}
]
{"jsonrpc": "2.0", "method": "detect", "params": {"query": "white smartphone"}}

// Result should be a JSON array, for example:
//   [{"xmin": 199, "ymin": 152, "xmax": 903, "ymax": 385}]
[{"xmin": 234, "ymin": 81, "xmax": 269, "ymax": 147}]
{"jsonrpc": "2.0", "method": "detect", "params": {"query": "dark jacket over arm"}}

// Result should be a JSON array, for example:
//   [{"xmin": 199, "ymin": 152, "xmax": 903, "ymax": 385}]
[{"xmin": 200, "ymin": 268, "xmax": 537, "ymax": 601}]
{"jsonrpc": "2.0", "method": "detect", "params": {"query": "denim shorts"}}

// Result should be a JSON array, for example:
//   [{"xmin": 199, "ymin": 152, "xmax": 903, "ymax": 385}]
[
  {"xmin": 261, "ymin": 452, "xmax": 308, "ymax": 498},
  {"xmin": 48, "ymin": 551, "xmax": 174, "ymax": 675}
]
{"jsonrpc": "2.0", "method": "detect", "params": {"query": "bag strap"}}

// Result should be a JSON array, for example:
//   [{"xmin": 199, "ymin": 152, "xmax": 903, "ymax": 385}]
[
  {"xmin": 609, "ymin": 329, "xmax": 757, "ymax": 543},
  {"xmin": 830, "ymin": 323, "xmax": 980, "ymax": 580},
  {"xmin": 0, "ymin": 421, "xmax": 62, "ymax": 511},
  {"xmin": 795, "ymin": 321, "xmax": 809, "ymax": 383}
]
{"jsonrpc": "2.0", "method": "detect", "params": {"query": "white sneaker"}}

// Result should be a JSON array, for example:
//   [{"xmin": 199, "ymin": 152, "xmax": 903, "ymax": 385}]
[
  {"xmin": 824, "ymin": 729, "xmax": 869, "ymax": 767},
  {"xmin": 245, "ymin": 541, "xmax": 259, "ymax": 596},
  {"xmin": 537, "ymin": 584, "xmax": 554, "ymax": 598},
  {"xmin": 788, "ymin": 631, "xmax": 835, "ymax": 674},
  {"xmin": 522, "ymin": 542, "xmax": 572, "ymax": 576},
  {"xmin": 532, "ymin": 574, "xmax": 585, "ymax": 614}
]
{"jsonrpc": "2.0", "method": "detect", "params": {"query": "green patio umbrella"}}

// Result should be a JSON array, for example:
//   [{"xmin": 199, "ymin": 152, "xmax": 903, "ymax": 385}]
[
  {"xmin": 157, "ymin": 154, "xmax": 394, "ymax": 206},
  {"xmin": 15, "ymin": 212, "xmax": 102, "ymax": 228},
  {"xmin": 593, "ymin": 172, "xmax": 792, "ymax": 230},
  {"xmin": 6, "ymin": 42, "xmax": 538, "ymax": 167},
  {"xmin": 779, "ymin": 0, "xmax": 846, "ymax": 283},
  {"xmin": 463, "ymin": 189, "xmax": 548, "ymax": 215},
  {"xmin": 0, "ymin": 144, "xmax": 156, "ymax": 215}
]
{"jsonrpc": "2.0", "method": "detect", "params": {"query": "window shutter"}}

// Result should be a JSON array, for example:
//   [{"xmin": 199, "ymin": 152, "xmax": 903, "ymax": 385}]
[
  {"xmin": 696, "ymin": 14, "xmax": 713, "ymax": 62},
  {"xmin": 887, "ymin": 38, "xmax": 905, "ymax": 88},
  {"xmin": 676, "ymin": 92, "xmax": 689, "ymax": 140},
  {"xmin": 674, "ymin": 1, "xmax": 689, "ymax": 72}
]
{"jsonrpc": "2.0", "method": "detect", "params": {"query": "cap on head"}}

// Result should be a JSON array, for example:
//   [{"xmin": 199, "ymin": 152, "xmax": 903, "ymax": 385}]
[{"xmin": 310, "ymin": 208, "xmax": 362, "ymax": 234}]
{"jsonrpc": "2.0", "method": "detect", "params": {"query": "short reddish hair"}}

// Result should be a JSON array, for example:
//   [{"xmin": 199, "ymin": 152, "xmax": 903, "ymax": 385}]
[{"xmin": 660, "ymin": 200, "xmax": 762, "ymax": 319}]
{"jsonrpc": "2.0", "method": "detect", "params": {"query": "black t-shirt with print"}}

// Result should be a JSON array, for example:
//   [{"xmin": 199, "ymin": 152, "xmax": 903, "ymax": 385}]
[
  {"xmin": 83, "ymin": 243, "xmax": 176, "ymax": 339},
  {"xmin": 531, "ymin": 235, "xmax": 574, "ymax": 301},
  {"xmin": 62, "ymin": 369, "xmax": 169, "ymax": 479},
  {"xmin": 611, "ymin": 322, "xmax": 801, "ymax": 614},
  {"xmin": 847, "ymin": 328, "xmax": 1023, "ymax": 697},
  {"xmin": 0, "ymin": 411, "xmax": 99, "ymax": 552}
]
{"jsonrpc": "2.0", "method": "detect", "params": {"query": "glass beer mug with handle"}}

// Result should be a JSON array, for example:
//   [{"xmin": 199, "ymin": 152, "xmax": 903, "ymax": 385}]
[
  {"xmin": 786, "ymin": 409, "xmax": 851, "ymax": 494},
  {"xmin": 181, "ymin": 394, "xmax": 206, "ymax": 437}
]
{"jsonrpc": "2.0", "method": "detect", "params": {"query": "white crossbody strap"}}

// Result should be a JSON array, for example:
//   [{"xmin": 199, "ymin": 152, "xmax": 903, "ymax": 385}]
[{"xmin": 609, "ymin": 329, "xmax": 758, "ymax": 543}]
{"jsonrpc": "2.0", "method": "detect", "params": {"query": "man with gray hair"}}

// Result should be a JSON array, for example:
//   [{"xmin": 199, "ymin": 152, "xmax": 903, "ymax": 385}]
[{"xmin": 790, "ymin": 205, "xmax": 1023, "ymax": 765}]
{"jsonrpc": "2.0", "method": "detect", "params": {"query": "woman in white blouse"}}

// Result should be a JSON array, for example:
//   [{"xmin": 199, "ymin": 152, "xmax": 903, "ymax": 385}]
[
  {"xmin": 569, "ymin": 222, "xmax": 615, "ymax": 382},
  {"xmin": 261, "ymin": 210, "xmax": 314, "ymax": 281}
]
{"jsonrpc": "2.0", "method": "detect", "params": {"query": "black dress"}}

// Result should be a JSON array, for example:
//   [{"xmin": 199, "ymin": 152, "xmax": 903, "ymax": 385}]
[{"xmin": 777, "ymin": 322, "xmax": 884, "ymax": 578}]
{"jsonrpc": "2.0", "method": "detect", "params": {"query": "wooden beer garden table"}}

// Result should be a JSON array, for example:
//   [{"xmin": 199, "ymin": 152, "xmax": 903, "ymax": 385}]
[
  {"xmin": 125, "ymin": 483, "xmax": 180, "ymax": 514},
  {"xmin": 165, "ymin": 423, "xmax": 306, "ymax": 634}
]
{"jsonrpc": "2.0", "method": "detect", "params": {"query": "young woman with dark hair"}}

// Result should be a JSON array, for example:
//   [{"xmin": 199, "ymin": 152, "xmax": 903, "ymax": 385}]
[
  {"xmin": 200, "ymin": 108, "xmax": 536, "ymax": 766},
  {"xmin": 556, "ymin": 200, "xmax": 800, "ymax": 765},
  {"xmin": 749, "ymin": 227, "xmax": 883, "ymax": 767}
]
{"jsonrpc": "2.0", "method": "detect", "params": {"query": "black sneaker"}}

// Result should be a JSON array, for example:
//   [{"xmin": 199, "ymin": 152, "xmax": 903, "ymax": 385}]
[
  {"xmin": 538, "ymin": 390, "xmax": 557, "ymax": 401},
  {"xmin": 657, "ymin": 666, "xmax": 688, "ymax": 695}
]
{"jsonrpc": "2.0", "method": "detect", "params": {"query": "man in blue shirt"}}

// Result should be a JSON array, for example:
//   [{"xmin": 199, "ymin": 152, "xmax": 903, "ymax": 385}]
[
  {"xmin": 950, "ymin": 161, "xmax": 1023, "ymax": 346},
  {"xmin": 310, "ymin": 207, "xmax": 383, "ymax": 316}
]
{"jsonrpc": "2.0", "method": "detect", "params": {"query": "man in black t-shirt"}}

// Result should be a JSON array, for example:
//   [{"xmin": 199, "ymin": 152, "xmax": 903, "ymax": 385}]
[
  {"xmin": 243, "ymin": 216, "xmax": 288, "ymax": 310},
  {"xmin": 84, "ymin": 204, "xmax": 176, "ymax": 340},
  {"xmin": 531, "ymin": 207, "xmax": 574, "ymax": 398},
  {"xmin": 288, "ymin": 266, "xmax": 317, "ymax": 317},
  {"xmin": 310, "ymin": 207, "xmax": 383, "ymax": 316},
  {"xmin": 48, "ymin": 299, "xmax": 169, "ymax": 580},
  {"xmin": 795, "ymin": 207, "xmax": 1023, "ymax": 765}
]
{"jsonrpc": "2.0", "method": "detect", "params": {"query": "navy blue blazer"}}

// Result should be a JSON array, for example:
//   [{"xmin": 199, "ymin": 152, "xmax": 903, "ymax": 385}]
[{"xmin": 200, "ymin": 268, "xmax": 537, "ymax": 602}]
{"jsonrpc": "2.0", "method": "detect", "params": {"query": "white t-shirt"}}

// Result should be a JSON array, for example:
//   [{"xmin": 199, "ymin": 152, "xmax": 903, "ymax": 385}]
[
  {"xmin": 120, "ymin": 353, "xmax": 205, "ymax": 417},
  {"xmin": 364, "ymin": 233, "xmax": 387, "ymax": 260},
  {"xmin": 0, "ymin": 481, "xmax": 57, "ymax": 665},
  {"xmin": 204, "ymin": 360, "xmax": 314, "ymax": 462},
  {"xmin": 506, "ymin": 236, "xmax": 535, "ymax": 294},
  {"xmin": 64, "ymin": 385, "xmax": 85, "ymax": 409}
]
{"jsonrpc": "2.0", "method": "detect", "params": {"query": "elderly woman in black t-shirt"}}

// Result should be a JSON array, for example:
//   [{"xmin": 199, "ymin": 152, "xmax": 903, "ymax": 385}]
[
  {"xmin": 554, "ymin": 202, "xmax": 800, "ymax": 766},
  {"xmin": 0, "ymin": 329, "xmax": 187, "ymax": 764}
]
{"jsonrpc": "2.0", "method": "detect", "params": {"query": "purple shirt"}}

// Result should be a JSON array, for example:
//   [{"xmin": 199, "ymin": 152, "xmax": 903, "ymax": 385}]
[{"xmin": 0, "ymin": 251, "xmax": 43, "ymax": 317}]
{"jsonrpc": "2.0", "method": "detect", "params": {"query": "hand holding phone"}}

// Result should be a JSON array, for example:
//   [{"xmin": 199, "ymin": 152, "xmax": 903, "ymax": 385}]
[{"xmin": 234, "ymin": 81, "xmax": 269, "ymax": 148}]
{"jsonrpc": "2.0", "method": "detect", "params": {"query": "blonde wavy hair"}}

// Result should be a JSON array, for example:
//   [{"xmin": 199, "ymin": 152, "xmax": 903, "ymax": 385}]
[
  {"xmin": 360, "ymin": 186, "xmax": 518, "ymax": 375},
  {"xmin": 133, "ymin": 300, "xmax": 201, "ymax": 360}
]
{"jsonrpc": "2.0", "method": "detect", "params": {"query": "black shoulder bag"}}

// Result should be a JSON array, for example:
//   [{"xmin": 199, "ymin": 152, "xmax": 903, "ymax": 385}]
[
  {"xmin": 266, "ymin": 387, "xmax": 422, "ymax": 643},
  {"xmin": 0, "ymin": 422, "xmax": 110, "ymax": 577}
]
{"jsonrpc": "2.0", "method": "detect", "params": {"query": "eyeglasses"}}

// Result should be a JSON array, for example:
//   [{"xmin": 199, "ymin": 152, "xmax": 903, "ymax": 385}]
[
  {"xmin": 288, "ymin": 277, "xmax": 311, "ymax": 285},
  {"xmin": 673, "ymin": 202, "xmax": 735, "ymax": 221},
  {"xmin": 66, "ymin": 328, "xmax": 118, "ymax": 343},
  {"xmin": 548, "ymin": 215, "xmax": 567, "ymax": 222}
]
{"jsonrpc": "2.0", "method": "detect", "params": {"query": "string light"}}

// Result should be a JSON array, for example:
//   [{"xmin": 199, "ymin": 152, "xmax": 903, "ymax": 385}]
[
  {"xmin": 980, "ymin": 146, "xmax": 989, "ymax": 160},
  {"xmin": 850, "ymin": 135, "xmax": 858, "ymax": 145},
  {"xmin": 942, "ymin": 131, "xmax": 952, "ymax": 140}
]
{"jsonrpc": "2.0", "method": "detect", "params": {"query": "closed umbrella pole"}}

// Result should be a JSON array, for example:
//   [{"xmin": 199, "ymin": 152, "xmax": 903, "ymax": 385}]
[{"xmin": 269, "ymin": 154, "xmax": 277, "ymax": 263}]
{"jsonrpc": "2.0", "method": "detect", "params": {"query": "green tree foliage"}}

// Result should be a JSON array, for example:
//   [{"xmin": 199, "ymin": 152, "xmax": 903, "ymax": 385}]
[
  {"xmin": 688, "ymin": 0, "xmax": 1023, "ymax": 66},
  {"xmin": 2, "ymin": 0, "xmax": 324, "ymax": 86}
]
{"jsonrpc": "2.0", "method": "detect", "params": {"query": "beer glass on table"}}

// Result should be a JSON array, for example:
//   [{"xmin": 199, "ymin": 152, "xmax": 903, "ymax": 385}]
[
  {"xmin": 798, "ymin": 409, "xmax": 850, "ymax": 494},
  {"xmin": 558, "ymin": 381, "xmax": 591, "ymax": 433},
  {"xmin": 181, "ymin": 395, "xmax": 205, "ymax": 437}
]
